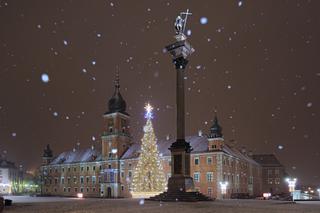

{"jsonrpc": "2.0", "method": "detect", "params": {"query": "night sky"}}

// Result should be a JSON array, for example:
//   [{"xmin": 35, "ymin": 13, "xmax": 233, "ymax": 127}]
[{"xmin": 0, "ymin": 0, "xmax": 319, "ymax": 185}]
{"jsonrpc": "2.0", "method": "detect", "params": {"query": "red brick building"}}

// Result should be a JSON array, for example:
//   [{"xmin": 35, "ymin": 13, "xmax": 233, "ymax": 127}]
[{"xmin": 40, "ymin": 78, "xmax": 285, "ymax": 199}]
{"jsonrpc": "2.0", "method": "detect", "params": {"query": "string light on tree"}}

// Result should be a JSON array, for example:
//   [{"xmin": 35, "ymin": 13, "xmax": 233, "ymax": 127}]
[{"xmin": 131, "ymin": 103, "xmax": 167, "ymax": 198}]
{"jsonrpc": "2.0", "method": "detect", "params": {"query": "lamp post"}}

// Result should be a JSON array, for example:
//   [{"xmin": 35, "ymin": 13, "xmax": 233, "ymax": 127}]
[
  {"xmin": 219, "ymin": 181, "xmax": 228, "ymax": 199},
  {"xmin": 286, "ymin": 178, "xmax": 297, "ymax": 201}
]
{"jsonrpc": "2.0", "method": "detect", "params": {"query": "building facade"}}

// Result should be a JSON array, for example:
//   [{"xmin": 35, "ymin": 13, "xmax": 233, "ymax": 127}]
[
  {"xmin": 40, "ymin": 78, "xmax": 285, "ymax": 199},
  {"xmin": 0, "ymin": 158, "xmax": 22, "ymax": 195}
]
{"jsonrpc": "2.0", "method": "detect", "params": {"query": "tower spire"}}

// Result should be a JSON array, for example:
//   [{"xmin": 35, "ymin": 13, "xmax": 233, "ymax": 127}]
[
  {"xmin": 105, "ymin": 70, "xmax": 127, "ymax": 115},
  {"xmin": 208, "ymin": 108, "xmax": 223, "ymax": 139},
  {"xmin": 115, "ymin": 69, "xmax": 120, "ymax": 89}
]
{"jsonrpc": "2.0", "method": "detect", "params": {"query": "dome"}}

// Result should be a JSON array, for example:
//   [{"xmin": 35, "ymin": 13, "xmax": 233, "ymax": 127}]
[
  {"xmin": 105, "ymin": 72, "xmax": 128, "ymax": 115},
  {"xmin": 108, "ymin": 88, "xmax": 127, "ymax": 113},
  {"xmin": 208, "ymin": 116, "xmax": 223, "ymax": 138}
]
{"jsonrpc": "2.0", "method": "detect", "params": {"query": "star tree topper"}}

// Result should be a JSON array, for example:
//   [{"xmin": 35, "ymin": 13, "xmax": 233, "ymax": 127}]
[{"xmin": 144, "ymin": 103, "xmax": 154, "ymax": 119}]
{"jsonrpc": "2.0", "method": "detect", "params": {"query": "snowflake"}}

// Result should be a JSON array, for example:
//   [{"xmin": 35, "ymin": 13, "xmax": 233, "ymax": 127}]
[
  {"xmin": 187, "ymin": 29, "xmax": 192, "ymax": 36},
  {"xmin": 12, "ymin": 132, "xmax": 17, "ymax": 137},
  {"xmin": 92, "ymin": 136, "xmax": 96, "ymax": 141},
  {"xmin": 238, "ymin": 1, "xmax": 243, "ymax": 7},
  {"xmin": 82, "ymin": 68, "xmax": 87, "ymax": 73},
  {"xmin": 91, "ymin": 61, "xmax": 96, "ymax": 65},
  {"xmin": 53, "ymin": 112, "xmax": 58, "ymax": 117},
  {"xmin": 41, "ymin": 73, "xmax": 50, "ymax": 83},
  {"xmin": 200, "ymin": 17, "xmax": 208, "ymax": 25},
  {"xmin": 63, "ymin": 40, "xmax": 68, "ymax": 46},
  {"xmin": 306, "ymin": 102, "xmax": 312, "ymax": 107},
  {"xmin": 277, "ymin": 145, "xmax": 284, "ymax": 150}
]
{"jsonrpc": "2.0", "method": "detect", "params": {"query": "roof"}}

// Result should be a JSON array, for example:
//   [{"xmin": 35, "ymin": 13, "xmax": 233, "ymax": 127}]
[
  {"xmin": 121, "ymin": 136, "xmax": 260, "ymax": 166},
  {"xmin": 252, "ymin": 154, "xmax": 283, "ymax": 167},
  {"xmin": 49, "ymin": 148, "xmax": 102, "ymax": 165},
  {"xmin": 0, "ymin": 159, "xmax": 16, "ymax": 169}
]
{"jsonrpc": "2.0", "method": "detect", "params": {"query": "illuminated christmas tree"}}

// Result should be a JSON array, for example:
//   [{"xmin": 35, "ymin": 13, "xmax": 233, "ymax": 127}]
[{"xmin": 131, "ymin": 103, "xmax": 167, "ymax": 198}]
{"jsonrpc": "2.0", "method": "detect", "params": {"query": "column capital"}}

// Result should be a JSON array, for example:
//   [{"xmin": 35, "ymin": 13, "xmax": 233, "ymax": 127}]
[{"xmin": 173, "ymin": 57, "xmax": 189, "ymax": 70}]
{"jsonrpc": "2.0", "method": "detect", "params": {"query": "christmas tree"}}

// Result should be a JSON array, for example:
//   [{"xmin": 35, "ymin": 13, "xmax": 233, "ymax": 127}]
[{"xmin": 131, "ymin": 103, "xmax": 167, "ymax": 198}]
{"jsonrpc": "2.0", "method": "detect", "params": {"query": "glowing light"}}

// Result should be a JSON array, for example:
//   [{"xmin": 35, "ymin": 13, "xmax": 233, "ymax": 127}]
[
  {"xmin": 263, "ymin": 193, "xmax": 271, "ymax": 199},
  {"xmin": 144, "ymin": 103, "xmax": 154, "ymax": 119},
  {"xmin": 139, "ymin": 199, "xmax": 145, "ymax": 205},
  {"xmin": 219, "ymin": 181, "xmax": 228, "ymax": 196},
  {"xmin": 111, "ymin": 148, "xmax": 118, "ymax": 154},
  {"xmin": 41, "ymin": 73, "xmax": 50, "ymax": 83},
  {"xmin": 77, "ymin": 193, "xmax": 83, "ymax": 198},
  {"xmin": 200, "ymin": 17, "xmax": 208, "ymax": 25},
  {"xmin": 238, "ymin": 1, "xmax": 243, "ymax": 7},
  {"xmin": 286, "ymin": 178, "xmax": 297, "ymax": 195}
]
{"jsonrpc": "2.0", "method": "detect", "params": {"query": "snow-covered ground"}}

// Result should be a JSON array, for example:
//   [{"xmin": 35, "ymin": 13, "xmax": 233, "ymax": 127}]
[{"xmin": 3, "ymin": 196, "xmax": 320, "ymax": 213}]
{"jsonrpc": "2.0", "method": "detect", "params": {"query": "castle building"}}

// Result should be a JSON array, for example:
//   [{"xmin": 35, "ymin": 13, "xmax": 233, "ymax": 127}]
[{"xmin": 40, "ymin": 77, "xmax": 285, "ymax": 199}]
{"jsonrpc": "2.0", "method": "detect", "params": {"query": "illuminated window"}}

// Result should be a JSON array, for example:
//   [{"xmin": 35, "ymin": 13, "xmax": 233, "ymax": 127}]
[
  {"xmin": 206, "ymin": 172, "xmax": 213, "ymax": 182},
  {"xmin": 92, "ymin": 176, "xmax": 96, "ymax": 184},
  {"xmin": 268, "ymin": 178, "xmax": 273, "ymax": 184},
  {"xmin": 193, "ymin": 172, "xmax": 200, "ymax": 182},
  {"xmin": 275, "ymin": 178, "xmax": 280, "ymax": 185},
  {"xmin": 207, "ymin": 157, "xmax": 212, "ymax": 165},
  {"xmin": 194, "ymin": 157, "xmax": 199, "ymax": 165}
]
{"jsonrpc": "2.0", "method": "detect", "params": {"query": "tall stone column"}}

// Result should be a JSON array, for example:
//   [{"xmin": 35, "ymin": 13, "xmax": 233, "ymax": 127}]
[{"xmin": 164, "ymin": 30, "xmax": 195, "ymax": 192}]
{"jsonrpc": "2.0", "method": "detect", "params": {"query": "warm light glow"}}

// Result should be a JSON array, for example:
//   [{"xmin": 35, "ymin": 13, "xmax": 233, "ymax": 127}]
[
  {"xmin": 111, "ymin": 148, "xmax": 118, "ymax": 154},
  {"xmin": 219, "ymin": 181, "xmax": 228, "ymax": 195},
  {"xmin": 286, "ymin": 178, "xmax": 297, "ymax": 193},
  {"xmin": 131, "ymin": 104, "xmax": 166, "ymax": 198},
  {"xmin": 77, "ymin": 193, "xmax": 83, "ymax": 198},
  {"xmin": 263, "ymin": 193, "xmax": 271, "ymax": 199},
  {"xmin": 144, "ymin": 103, "xmax": 154, "ymax": 119}
]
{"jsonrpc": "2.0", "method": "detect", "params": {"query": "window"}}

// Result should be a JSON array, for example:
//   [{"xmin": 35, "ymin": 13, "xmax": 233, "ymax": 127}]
[
  {"xmin": 86, "ymin": 176, "xmax": 90, "ymax": 183},
  {"xmin": 81, "ymin": 188, "xmax": 84, "ymax": 192},
  {"xmin": 194, "ymin": 157, "xmax": 199, "ymax": 165},
  {"xmin": 93, "ymin": 187, "xmax": 96, "ymax": 192},
  {"xmin": 275, "ymin": 169, "xmax": 279, "ymax": 175},
  {"xmin": 74, "ymin": 187, "xmax": 78, "ymax": 192},
  {"xmin": 268, "ymin": 178, "xmax": 273, "ymax": 184},
  {"xmin": 211, "ymin": 144, "xmax": 217, "ymax": 149},
  {"xmin": 121, "ymin": 171, "xmax": 124, "ymax": 178},
  {"xmin": 61, "ymin": 177, "xmax": 65, "ymax": 184},
  {"xmin": 67, "ymin": 177, "xmax": 71, "ymax": 184},
  {"xmin": 68, "ymin": 167, "xmax": 70, "ymax": 172},
  {"xmin": 87, "ymin": 166, "xmax": 90, "ymax": 171},
  {"xmin": 62, "ymin": 167, "xmax": 65, "ymax": 172},
  {"xmin": 128, "ymin": 171, "xmax": 132, "ymax": 178},
  {"xmin": 208, "ymin": 187, "xmax": 212, "ymax": 196},
  {"xmin": 73, "ymin": 176, "xmax": 77, "ymax": 183},
  {"xmin": 68, "ymin": 187, "xmax": 71, "ymax": 192},
  {"xmin": 54, "ymin": 188, "xmax": 57, "ymax": 192},
  {"xmin": 74, "ymin": 167, "xmax": 76, "ymax": 172},
  {"xmin": 207, "ymin": 157, "xmax": 212, "ymax": 165},
  {"xmin": 93, "ymin": 166, "xmax": 96, "ymax": 171},
  {"xmin": 206, "ymin": 172, "xmax": 213, "ymax": 182},
  {"xmin": 92, "ymin": 176, "xmax": 96, "ymax": 184},
  {"xmin": 63, "ymin": 187, "xmax": 66, "ymax": 192},
  {"xmin": 275, "ymin": 178, "xmax": 280, "ymax": 185},
  {"xmin": 108, "ymin": 164, "xmax": 111, "ymax": 169},
  {"xmin": 99, "ymin": 165, "xmax": 102, "ymax": 171},
  {"xmin": 81, "ymin": 167, "xmax": 84, "ymax": 172},
  {"xmin": 121, "ymin": 185, "xmax": 124, "ymax": 191},
  {"xmin": 98, "ymin": 176, "xmax": 102, "ymax": 183},
  {"xmin": 55, "ymin": 178, "xmax": 58, "ymax": 184},
  {"xmin": 193, "ymin": 172, "xmax": 200, "ymax": 182},
  {"xmin": 87, "ymin": 188, "xmax": 89, "ymax": 192},
  {"xmin": 268, "ymin": 169, "xmax": 272, "ymax": 176},
  {"xmin": 80, "ymin": 176, "xmax": 84, "ymax": 184}
]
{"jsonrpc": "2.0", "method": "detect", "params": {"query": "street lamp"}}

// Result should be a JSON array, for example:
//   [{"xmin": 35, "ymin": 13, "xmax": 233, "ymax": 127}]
[
  {"xmin": 286, "ymin": 178, "xmax": 297, "ymax": 201},
  {"xmin": 219, "ymin": 181, "xmax": 228, "ymax": 199}
]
